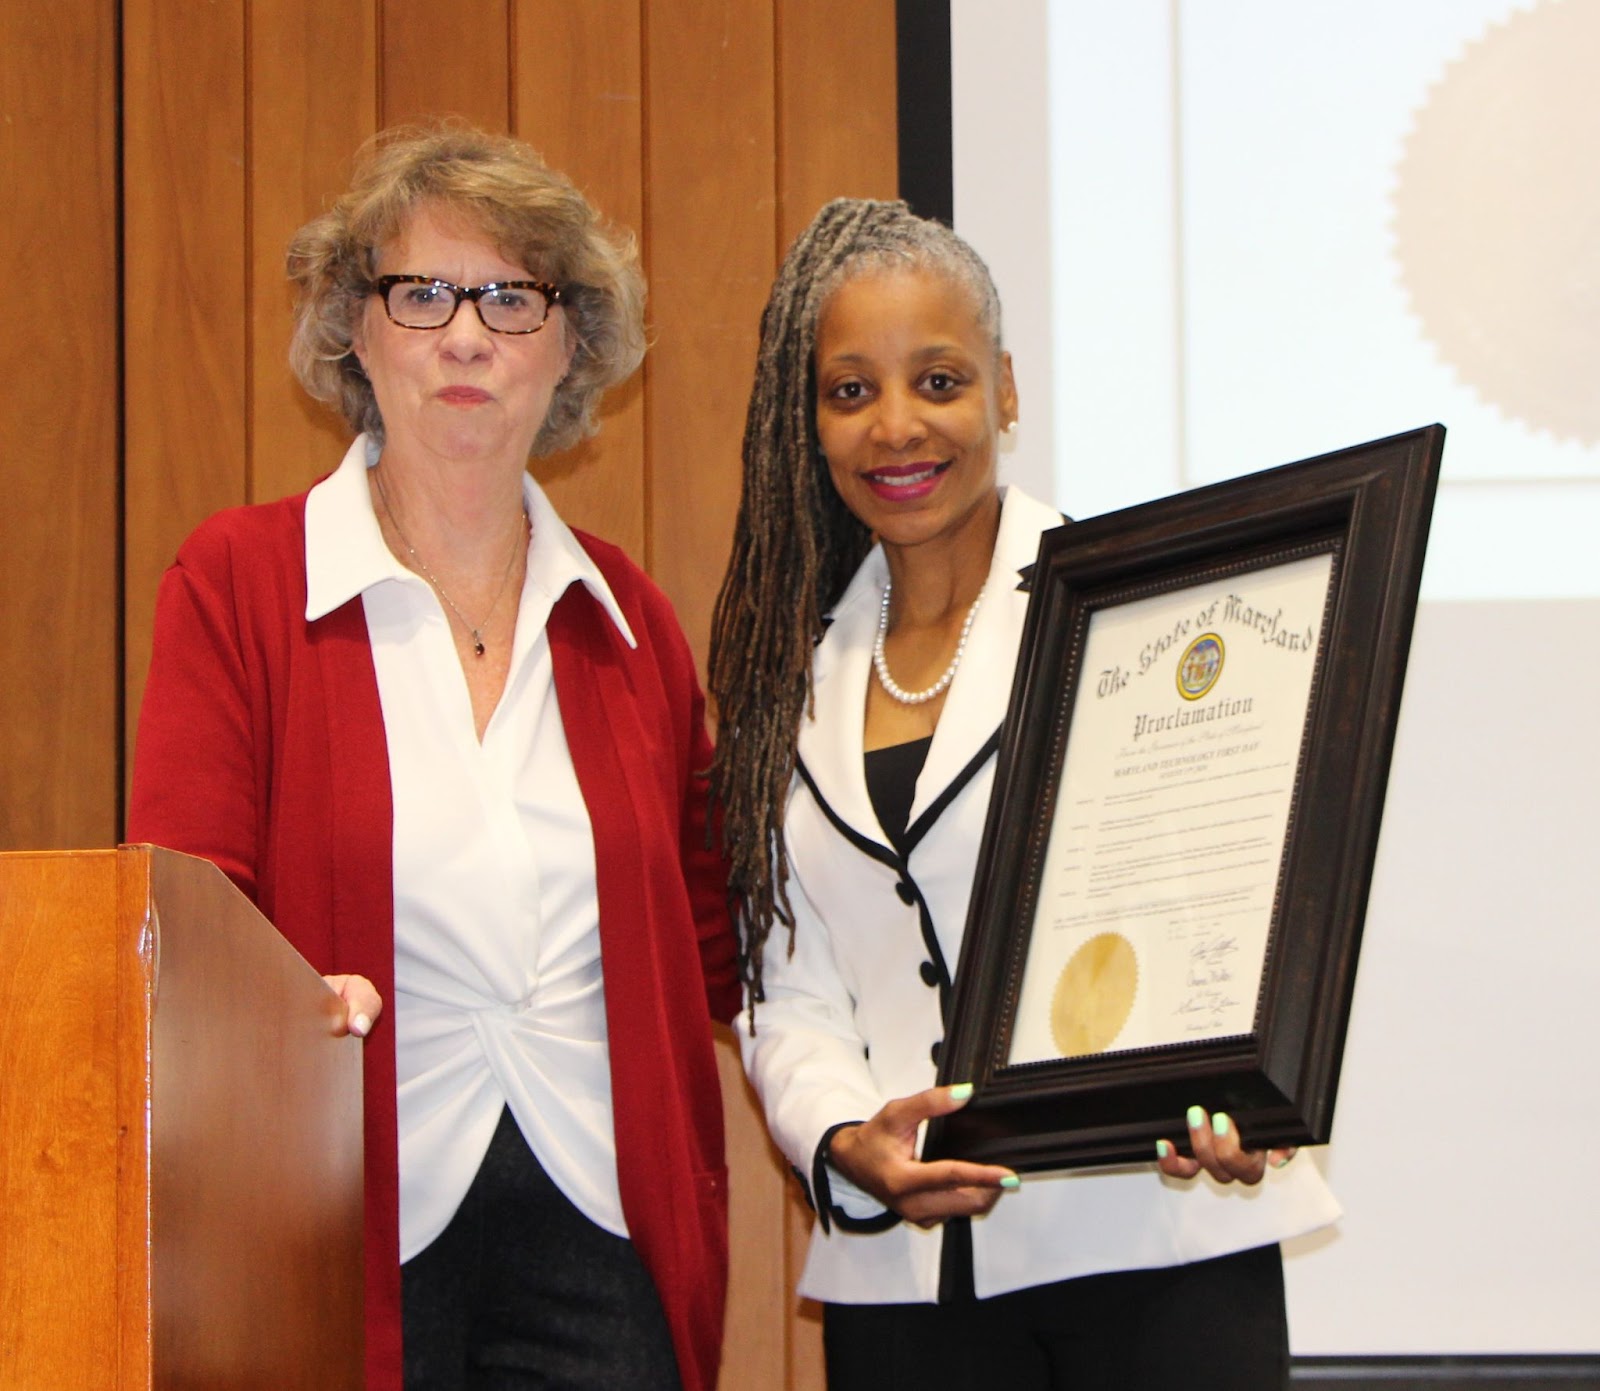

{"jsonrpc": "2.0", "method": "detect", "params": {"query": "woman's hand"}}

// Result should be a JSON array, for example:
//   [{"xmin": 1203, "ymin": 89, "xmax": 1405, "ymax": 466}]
[
  {"xmin": 1155, "ymin": 1105, "xmax": 1296, "ymax": 1186},
  {"xmin": 322, "ymin": 973, "xmax": 382, "ymax": 1039},
  {"xmin": 828, "ymin": 1084, "xmax": 1020, "ymax": 1228}
]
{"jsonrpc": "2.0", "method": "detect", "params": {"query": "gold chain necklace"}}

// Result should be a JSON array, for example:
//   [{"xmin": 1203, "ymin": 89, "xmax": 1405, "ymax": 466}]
[{"xmin": 372, "ymin": 467, "xmax": 528, "ymax": 658}]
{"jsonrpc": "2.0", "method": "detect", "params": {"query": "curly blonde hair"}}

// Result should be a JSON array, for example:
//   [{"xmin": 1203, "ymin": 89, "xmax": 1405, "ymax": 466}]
[{"xmin": 286, "ymin": 121, "xmax": 646, "ymax": 456}]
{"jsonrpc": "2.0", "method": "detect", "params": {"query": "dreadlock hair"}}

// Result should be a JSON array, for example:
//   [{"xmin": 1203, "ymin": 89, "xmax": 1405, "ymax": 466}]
[{"xmin": 708, "ymin": 198, "xmax": 1006, "ymax": 1012}]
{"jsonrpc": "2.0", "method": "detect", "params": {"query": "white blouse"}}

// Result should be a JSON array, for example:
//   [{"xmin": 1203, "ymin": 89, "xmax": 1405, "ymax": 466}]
[{"xmin": 304, "ymin": 435, "xmax": 637, "ymax": 1261}]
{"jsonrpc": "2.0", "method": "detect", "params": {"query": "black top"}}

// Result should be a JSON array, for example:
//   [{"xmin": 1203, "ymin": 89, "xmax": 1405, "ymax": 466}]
[{"xmin": 864, "ymin": 736, "xmax": 933, "ymax": 853}]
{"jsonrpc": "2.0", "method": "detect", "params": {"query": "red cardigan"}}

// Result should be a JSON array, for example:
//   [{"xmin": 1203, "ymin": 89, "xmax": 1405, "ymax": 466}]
[{"xmin": 128, "ymin": 489, "xmax": 740, "ymax": 1391}]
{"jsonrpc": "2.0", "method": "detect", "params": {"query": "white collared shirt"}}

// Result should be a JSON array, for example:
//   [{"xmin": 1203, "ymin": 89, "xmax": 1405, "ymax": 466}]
[{"xmin": 305, "ymin": 434, "xmax": 638, "ymax": 1260}]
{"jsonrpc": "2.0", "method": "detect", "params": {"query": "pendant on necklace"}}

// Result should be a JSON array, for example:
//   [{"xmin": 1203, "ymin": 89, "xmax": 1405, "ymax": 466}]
[{"xmin": 471, "ymin": 634, "xmax": 486, "ymax": 658}]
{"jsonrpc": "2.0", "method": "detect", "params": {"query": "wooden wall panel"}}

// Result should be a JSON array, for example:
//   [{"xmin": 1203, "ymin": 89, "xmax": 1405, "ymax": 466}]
[
  {"xmin": 0, "ymin": 0, "xmax": 120, "ymax": 851},
  {"xmin": 121, "ymin": 0, "xmax": 250, "ymax": 793},
  {"xmin": 381, "ymin": 0, "xmax": 511, "ymax": 131},
  {"xmin": 716, "ymin": 1026, "xmax": 791, "ymax": 1391},
  {"xmin": 639, "ymin": 11, "xmax": 787, "ymax": 1388},
  {"xmin": 784, "ymin": 1184, "xmax": 826, "ymax": 1389},
  {"xmin": 643, "ymin": 0, "xmax": 776, "ymax": 672},
  {"xmin": 776, "ymin": 0, "xmax": 900, "ymax": 251},
  {"xmin": 514, "ymin": 0, "xmax": 647, "ymax": 563},
  {"xmin": 249, "ymin": 0, "xmax": 379, "ymax": 505}
]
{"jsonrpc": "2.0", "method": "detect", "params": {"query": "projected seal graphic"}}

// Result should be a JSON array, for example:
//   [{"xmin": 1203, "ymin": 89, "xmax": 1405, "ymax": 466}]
[
  {"xmin": 1392, "ymin": 0, "xmax": 1600, "ymax": 446},
  {"xmin": 1050, "ymin": 931, "xmax": 1138, "ymax": 1057}
]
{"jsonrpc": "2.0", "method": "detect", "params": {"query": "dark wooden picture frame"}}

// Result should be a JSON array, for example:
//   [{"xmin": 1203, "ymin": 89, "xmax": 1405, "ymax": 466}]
[{"xmin": 924, "ymin": 426, "xmax": 1444, "ymax": 1171}]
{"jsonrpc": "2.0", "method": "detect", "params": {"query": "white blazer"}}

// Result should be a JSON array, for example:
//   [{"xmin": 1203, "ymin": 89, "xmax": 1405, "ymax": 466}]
[{"xmin": 739, "ymin": 485, "xmax": 1341, "ymax": 1305}]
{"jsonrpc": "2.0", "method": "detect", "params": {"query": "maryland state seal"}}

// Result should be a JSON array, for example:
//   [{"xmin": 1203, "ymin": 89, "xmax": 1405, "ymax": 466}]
[{"xmin": 1176, "ymin": 632, "xmax": 1224, "ymax": 701}]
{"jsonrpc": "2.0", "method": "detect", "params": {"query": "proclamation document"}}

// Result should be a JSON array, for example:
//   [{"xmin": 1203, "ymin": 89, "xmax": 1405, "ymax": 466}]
[{"xmin": 1008, "ymin": 552, "xmax": 1335, "ymax": 1064}]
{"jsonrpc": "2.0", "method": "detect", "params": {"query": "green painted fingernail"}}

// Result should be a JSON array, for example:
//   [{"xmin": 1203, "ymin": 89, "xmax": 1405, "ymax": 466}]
[
  {"xmin": 949, "ymin": 1083, "xmax": 974, "ymax": 1101},
  {"xmin": 1156, "ymin": 1139, "xmax": 1173, "ymax": 1159},
  {"xmin": 999, "ymin": 1174, "xmax": 1021, "ymax": 1190},
  {"xmin": 1212, "ymin": 1112, "xmax": 1232, "ymax": 1138},
  {"xmin": 1186, "ymin": 1105, "xmax": 1205, "ymax": 1130}
]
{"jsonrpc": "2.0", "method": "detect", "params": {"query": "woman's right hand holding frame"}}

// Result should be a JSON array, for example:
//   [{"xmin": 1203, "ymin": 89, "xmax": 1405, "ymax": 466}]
[{"xmin": 828, "ymin": 1084, "xmax": 1021, "ymax": 1228}]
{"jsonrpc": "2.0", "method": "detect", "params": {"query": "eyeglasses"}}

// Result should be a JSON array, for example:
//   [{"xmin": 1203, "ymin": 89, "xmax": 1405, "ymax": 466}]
[{"xmin": 373, "ymin": 275, "xmax": 565, "ymax": 334}]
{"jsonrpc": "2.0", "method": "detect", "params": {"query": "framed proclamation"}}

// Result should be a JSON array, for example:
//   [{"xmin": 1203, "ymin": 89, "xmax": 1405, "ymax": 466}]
[{"xmin": 923, "ymin": 425, "xmax": 1444, "ymax": 1171}]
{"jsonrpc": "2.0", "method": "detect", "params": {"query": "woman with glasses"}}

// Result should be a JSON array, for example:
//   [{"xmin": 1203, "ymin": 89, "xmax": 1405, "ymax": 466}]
[
  {"xmin": 129, "ymin": 123, "xmax": 738, "ymax": 1391},
  {"xmin": 709, "ymin": 199, "xmax": 1340, "ymax": 1390}
]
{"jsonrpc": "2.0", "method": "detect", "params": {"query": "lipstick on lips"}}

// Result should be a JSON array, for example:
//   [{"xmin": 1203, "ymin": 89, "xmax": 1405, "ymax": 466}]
[
  {"xmin": 437, "ymin": 386, "xmax": 492, "ymax": 406},
  {"xmin": 861, "ymin": 458, "xmax": 952, "ymax": 502}
]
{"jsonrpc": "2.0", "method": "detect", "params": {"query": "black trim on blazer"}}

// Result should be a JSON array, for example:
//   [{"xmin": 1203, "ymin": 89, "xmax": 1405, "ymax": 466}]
[
  {"xmin": 796, "ymin": 735, "xmax": 1001, "ymax": 1022},
  {"xmin": 797, "ymin": 757, "xmax": 953, "ymax": 1010},
  {"xmin": 938, "ymin": 1215, "xmax": 976, "ymax": 1304},
  {"xmin": 902, "ymin": 729, "xmax": 1001, "ymax": 856},
  {"xmin": 901, "ymin": 731, "xmax": 1002, "ymax": 1018},
  {"xmin": 811, "ymin": 1120, "xmax": 902, "ymax": 1236},
  {"xmin": 795, "ymin": 757, "xmax": 901, "ymax": 871},
  {"xmin": 912, "ymin": 883, "xmax": 952, "ymax": 1019}
]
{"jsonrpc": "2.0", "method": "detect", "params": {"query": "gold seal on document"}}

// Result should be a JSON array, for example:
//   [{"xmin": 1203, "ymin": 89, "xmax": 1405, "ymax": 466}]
[
  {"xmin": 1176, "ymin": 633, "xmax": 1224, "ymax": 701},
  {"xmin": 1051, "ymin": 932, "xmax": 1138, "ymax": 1057}
]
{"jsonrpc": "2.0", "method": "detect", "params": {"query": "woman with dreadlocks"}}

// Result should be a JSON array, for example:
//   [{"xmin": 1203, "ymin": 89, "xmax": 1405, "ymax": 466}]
[{"xmin": 708, "ymin": 200, "xmax": 1339, "ymax": 1390}]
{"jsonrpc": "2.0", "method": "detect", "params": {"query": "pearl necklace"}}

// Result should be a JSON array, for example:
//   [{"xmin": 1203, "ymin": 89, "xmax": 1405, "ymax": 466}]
[
  {"xmin": 872, "ymin": 579, "xmax": 985, "ymax": 706},
  {"xmin": 373, "ymin": 467, "xmax": 528, "ymax": 658}
]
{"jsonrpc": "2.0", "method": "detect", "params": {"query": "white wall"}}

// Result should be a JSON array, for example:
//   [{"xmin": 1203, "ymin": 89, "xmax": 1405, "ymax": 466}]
[
  {"xmin": 950, "ymin": 3, "xmax": 1056, "ymax": 504},
  {"xmin": 950, "ymin": 0, "xmax": 1600, "ymax": 1355}
]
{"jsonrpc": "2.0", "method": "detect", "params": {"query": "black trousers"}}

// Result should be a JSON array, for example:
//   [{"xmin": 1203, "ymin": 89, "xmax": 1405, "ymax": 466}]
[
  {"xmin": 401, "ymin": 1107, "xmax": 681, "ymax": 1391},
  {"xmin": 823, "ymin": 1243, "xmax": 1289, "ymax": 1391}
]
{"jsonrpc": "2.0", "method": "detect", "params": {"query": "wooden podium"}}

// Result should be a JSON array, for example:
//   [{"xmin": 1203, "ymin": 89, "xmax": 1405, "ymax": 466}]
[{"xmin": 0, "ymin": 846, "xmax": 364, "ymax": 1390}]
